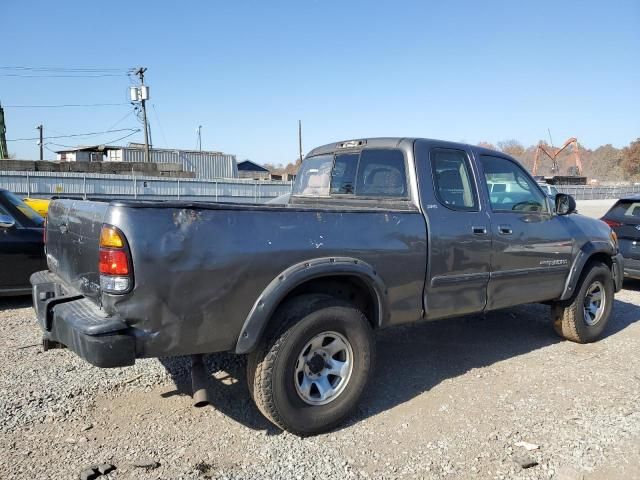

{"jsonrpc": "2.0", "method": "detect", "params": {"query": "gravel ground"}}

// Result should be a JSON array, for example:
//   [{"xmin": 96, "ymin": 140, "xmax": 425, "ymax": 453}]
[{"xmin": 1, "ymin": 283, "xmax": 640, "ymax": 480}]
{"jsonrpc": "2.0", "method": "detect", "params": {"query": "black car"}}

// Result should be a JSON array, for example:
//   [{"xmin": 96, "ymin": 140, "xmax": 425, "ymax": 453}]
[
  {"xmin": 0, "ymin": 189, "xmax": 46, "ymax": 295},
  {"xmin": 602, "ymin": 195, "xmax": 640, "ymax": 279}
]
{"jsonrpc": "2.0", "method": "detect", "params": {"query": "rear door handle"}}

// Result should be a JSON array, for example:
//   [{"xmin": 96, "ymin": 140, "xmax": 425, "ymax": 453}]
[
  {"xmin": 498, "ymin": 225, "xmax": 512, "ymax": 235},
  {"xmin": 472, "ymin": 226, "xmax": 487, "ymax": 235}
]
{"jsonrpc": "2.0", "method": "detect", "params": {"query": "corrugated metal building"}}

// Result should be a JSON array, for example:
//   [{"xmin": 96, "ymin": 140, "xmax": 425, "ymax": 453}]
[
  {"xmin": 105, "ymin": 145, "xmax": 237, "ymax": 179},
  {"xmin": 56, "ymin": 144, "xmax": 238, "ymax": 179}
]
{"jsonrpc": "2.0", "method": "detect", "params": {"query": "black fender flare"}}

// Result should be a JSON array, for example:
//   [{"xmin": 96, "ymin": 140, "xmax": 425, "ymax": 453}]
[
  {"xmin": 560, "ymin": 240, "xmax": 616, "ymax": 301},
  {"xmin": 234, "ymin": 257, "xmax": 388, "ymax": 354}
]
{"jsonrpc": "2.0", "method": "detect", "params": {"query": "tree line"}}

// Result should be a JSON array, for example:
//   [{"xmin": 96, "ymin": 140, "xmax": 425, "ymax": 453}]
[{"xmin": 478, "ymin": 138, "xmax": 640, "ymax": 182}]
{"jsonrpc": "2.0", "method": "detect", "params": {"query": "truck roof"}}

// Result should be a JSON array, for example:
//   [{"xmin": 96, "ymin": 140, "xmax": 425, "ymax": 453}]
[{"xmin": 307, "ymin": 137, "xmax": 503, "ymax": 158}]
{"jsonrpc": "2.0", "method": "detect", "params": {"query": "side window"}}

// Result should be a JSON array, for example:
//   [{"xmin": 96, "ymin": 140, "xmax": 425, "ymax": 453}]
[
  {"xmin": 430, "ymin": 148, "xmax": 478, "ymax": 211},
  {"xmin": 355, "ymin": 149, "xmax": 407, "ymax": 198},
  {"xmin": 330, "ymin": 153, "xmax": 358, "ymax": 194},
  {"xmin": 480, "ymin": 155, "xmax": 547, "ymax": 213}
]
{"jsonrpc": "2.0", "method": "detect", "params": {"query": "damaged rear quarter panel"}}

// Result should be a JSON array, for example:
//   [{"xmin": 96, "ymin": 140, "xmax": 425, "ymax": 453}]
[{"xmin": 100, "ymin": 204, "xmax": 427, "ymax": 358}]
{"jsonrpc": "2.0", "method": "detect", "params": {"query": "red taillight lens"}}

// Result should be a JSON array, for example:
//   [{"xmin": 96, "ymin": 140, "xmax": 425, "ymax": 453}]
[
  {"xmin": 602, "ymin": 218, "xmax": 622, "ymax": 228},
  {"xmin": 99, "ymin": 249, "xmax": 129, "ymax": 275}
]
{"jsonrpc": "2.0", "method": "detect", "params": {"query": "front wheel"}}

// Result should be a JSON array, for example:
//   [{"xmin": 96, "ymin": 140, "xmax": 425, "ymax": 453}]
[
  {"xmin": 552, "ymin": 262, "xmax": 614, "ymax": 343},
  {"xmin": 247, "ymin": 295, "xmax": 375, "ymax": 436}
]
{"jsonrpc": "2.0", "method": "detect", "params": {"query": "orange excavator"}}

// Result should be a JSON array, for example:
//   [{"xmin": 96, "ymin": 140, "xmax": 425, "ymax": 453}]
[{"xmin": 532, "ymin": 137, "xmax": 583, "ymax": 176}]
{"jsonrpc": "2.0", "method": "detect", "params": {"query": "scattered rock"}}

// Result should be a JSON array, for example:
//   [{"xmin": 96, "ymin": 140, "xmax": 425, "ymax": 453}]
[
  {"xmin": 78, "ymin": 467, "xmax": 98, "ymax": 480},
  {"xmin": 81, "ymin": 423, "xmax": 93, "ymax": 432},
  {"xmin": 514, "ymin": 440, "xmax": 540, "ymax": 451},
  {"xmin": 133, "ymin": 458, "xmax": 160, "ymax": 469},
  {"xmin": 513, "ymin": 454, "xmax": 538, "ymax": 469},
  {"xmin": 97, "ymin": 463, "xmax": 116, "ymax": 475}
]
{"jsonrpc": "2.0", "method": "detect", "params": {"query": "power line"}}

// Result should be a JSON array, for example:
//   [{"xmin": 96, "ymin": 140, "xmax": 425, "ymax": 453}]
[
  {"xmin": 4, "ymin": 103, "xmax": 130, "ymax": 108},
  {"xmin": 47, "ymin": 129, "xmax": 141, "ymax": 149},
  {"xmin": 0, "ymin": 73, "xmax": 126, "ymax": 78},
  {"xmin": 106, "ymin": 110, "xmax": 135, "ymax": 131},
  {"xmin": 152, "ymin": 104, "xmax": 169, "ymax": 148},
  {"xmin": 0, "ymin": 66, "xmax": 128, "ymax": 72},
  {"xmin": 7, "ymin": 128, "xmax": 139, "ymax": 142}
]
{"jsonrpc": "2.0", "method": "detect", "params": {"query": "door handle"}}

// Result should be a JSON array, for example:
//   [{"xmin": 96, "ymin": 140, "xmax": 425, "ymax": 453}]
[
  {"xmin": 472, "ymin": 226, "xmax": 487, "ymax": 235},
  {"xmin": 498, "ymin": 225, "xmax": 512, "ymax": 235}
]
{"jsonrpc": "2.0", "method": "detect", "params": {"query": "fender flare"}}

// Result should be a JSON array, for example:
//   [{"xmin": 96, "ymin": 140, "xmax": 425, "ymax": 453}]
[
  {"xmin": 560, "ymin": 240, "xmax": 615, "ymax": 301},
  {"xmin": 234, "ymin": 257, "xmax": 388, "ymax": 354}
]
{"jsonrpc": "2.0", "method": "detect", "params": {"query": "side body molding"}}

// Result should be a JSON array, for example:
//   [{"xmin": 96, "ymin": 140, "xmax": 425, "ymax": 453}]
[
  {"xmin": 235, "ymin": 257, "xmax": 388, "ymax": 354},
  {"xmin": 559, "ymin": 240, "xmax": 616, "ymax": 301}
]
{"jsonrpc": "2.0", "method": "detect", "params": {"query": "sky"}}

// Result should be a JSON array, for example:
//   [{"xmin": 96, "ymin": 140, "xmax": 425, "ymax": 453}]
[{"xmin": 2, "ymin": 0, "xmax": 639, "ymax": 164}]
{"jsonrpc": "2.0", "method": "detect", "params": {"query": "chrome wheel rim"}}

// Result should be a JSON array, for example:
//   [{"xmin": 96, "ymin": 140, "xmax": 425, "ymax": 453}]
[
  {"xmin": 294, "ymin": 331, "xmax": 354, "ymax": 406},
  {"xmin": 583, "ymin": 281, "xmax": 605, "ymax": 326}
]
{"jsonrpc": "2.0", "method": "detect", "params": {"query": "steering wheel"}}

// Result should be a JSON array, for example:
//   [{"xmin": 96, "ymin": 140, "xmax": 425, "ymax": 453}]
[{"xmin": 512, "ymin": 200, "xmax": 541, "ymax": 212}]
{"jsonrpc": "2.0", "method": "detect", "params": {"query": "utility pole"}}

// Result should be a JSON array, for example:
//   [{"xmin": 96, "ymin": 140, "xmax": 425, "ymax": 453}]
[
  {"xmin": 298, "ymin": 120, "xmax": 303, "ymax": 164},
  {"xmin": 197, "ymin": 125, "xmax": 202, "ymax": 152},
  {"xmin": 37, "ymin": 124, "xmax": 43, "ymax": 161},
  {"xmin": 134, "ymin": 67, "xmax": 151, "ymax": 162},
  {"xmin": 0, "ymin": 102, "xmax": 8, "ymax": 159}
]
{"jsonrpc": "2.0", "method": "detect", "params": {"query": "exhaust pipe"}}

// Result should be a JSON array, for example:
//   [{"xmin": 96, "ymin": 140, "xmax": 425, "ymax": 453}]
[
  {"xmin": 42, "ymin": 337, "xmax": 65, "ymax": 351},
  {"xmin": 191, "ymin": 354, "xmax": 210, "ymax": 407}
]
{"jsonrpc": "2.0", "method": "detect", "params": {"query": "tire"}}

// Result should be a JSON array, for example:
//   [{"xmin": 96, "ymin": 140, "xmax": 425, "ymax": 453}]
[
  {"xmin": 247, "ymin": 294, "xmax": 375, "ymax": 436},
  {"xmin": 552, "ymin": 262, "xmax": 614, "ymax": 343}
]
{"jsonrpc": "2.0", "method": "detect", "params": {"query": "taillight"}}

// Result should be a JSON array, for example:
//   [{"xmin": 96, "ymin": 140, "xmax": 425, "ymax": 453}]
[
  {"xmin": 99, "ymin": 249, "xmax": 129, "ymax": 275},
  {"xmin": 99, "ymin": 225, "xmax": 132, "ymax": 293},
  {"xmin": 602, "ymin": 218, "xmax": 622, "ymax": 228}
]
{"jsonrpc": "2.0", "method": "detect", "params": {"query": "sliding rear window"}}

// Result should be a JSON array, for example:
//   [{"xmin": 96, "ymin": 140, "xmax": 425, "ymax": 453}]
[{"xmin": 292, "ymin": 149, "xmax": 408, "ymax": 199}]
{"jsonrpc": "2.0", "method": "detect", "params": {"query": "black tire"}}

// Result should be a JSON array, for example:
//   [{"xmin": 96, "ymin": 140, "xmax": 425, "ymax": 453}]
[
  {"xmin": 247, "ymin": 294, "xmax": 375, "ymax": 436},
  {"xmin": 552, "ymin": 262, "xmax": 614, "ymax": 343}
]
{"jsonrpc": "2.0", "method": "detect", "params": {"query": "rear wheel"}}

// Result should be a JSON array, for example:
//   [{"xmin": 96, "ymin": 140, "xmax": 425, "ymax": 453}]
[
  {"xmin": 247, "ymin": 294, "xmax": 375, "ymax": 436},
  {"xmin": 552, "ymin": 262, "xmax": 614, "ymax": 343}
]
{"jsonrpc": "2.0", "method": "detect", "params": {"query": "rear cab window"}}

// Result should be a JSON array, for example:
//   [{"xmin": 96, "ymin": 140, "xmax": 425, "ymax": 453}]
[{"xmin": 292, "ymin": 149, "xmax": 408, "ymax": 200}]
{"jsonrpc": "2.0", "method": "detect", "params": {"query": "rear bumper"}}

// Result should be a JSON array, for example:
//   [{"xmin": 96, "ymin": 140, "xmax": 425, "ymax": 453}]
[{"xmin": 30, "ymin": 271, "xmax": 135, "ymax": 368}]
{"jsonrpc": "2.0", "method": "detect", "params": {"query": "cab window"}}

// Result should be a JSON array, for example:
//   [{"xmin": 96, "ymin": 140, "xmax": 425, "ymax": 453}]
[
  {"xmin": 431, "ymin": 149, "xmax": 478, "ymax": 211},
  {"xmin": 293, "ymin": 149, "xmax": 408, "ymax": 199},
  {"xmin": 292, "ymin": 155, "xmax": 333, "ymax": 197},
  {"xmin": 355, "ymin": 149, "xmax": 407, "ymax": 198},
  {"xmin": 480, "ymin": 155, "xmax": 547, "ymax": 213},
  {"xmin": 330, "ymin": 153, "xmax": 358, "ymax": 194}
]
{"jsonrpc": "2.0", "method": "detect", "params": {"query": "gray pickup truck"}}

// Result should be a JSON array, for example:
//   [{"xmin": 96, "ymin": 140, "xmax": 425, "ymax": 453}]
[{"xmin": 31, "ymin": 137, "xmax": 623, "ymax": 435}]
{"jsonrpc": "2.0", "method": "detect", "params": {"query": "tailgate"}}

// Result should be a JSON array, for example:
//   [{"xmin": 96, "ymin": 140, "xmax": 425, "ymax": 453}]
[{"xmin": 46, "ymin": 199, "xmax": 109, "ymax": 301}]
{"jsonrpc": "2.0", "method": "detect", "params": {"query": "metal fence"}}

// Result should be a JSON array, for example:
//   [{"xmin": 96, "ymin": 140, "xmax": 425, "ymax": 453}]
[
  {"xmin": 0, "ymin": 171, "xmax": 293, "ymax": 204},
  {"xmin": 556, "ymin": 185, "xmax": 640, "ymax": 200}
]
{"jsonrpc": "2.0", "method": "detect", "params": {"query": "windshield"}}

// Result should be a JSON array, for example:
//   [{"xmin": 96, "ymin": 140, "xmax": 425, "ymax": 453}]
[{"xmin": 4, "ymin": 191, "xmax": 45, "ymax": 226}]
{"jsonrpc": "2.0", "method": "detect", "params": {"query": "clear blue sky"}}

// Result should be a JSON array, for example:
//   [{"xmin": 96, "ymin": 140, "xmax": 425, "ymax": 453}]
[{"xmin": 2, "ymin": 0, "xmax": 639, "ymax": 164}]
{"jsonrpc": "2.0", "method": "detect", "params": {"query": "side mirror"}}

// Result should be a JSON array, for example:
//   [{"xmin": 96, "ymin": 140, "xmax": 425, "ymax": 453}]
[
  {"xmin": 0, "ymin": 214, "xmax": 16, "ymax": 229},
  {"xmin": 555, "ymin": 193, "xmax": 576, "ymax": 215}
]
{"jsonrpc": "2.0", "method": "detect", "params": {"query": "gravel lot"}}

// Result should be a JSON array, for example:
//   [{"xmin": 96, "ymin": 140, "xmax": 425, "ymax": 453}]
[{"xmin": 2, "ymin": 280, "xmax": 640, "ymax": 480}]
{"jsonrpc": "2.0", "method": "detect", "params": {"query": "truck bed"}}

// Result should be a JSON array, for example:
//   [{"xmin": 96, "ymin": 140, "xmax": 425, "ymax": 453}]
[{"xmin": 44, "ymin": 199, "xmax": 427, "ymax": 358}]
